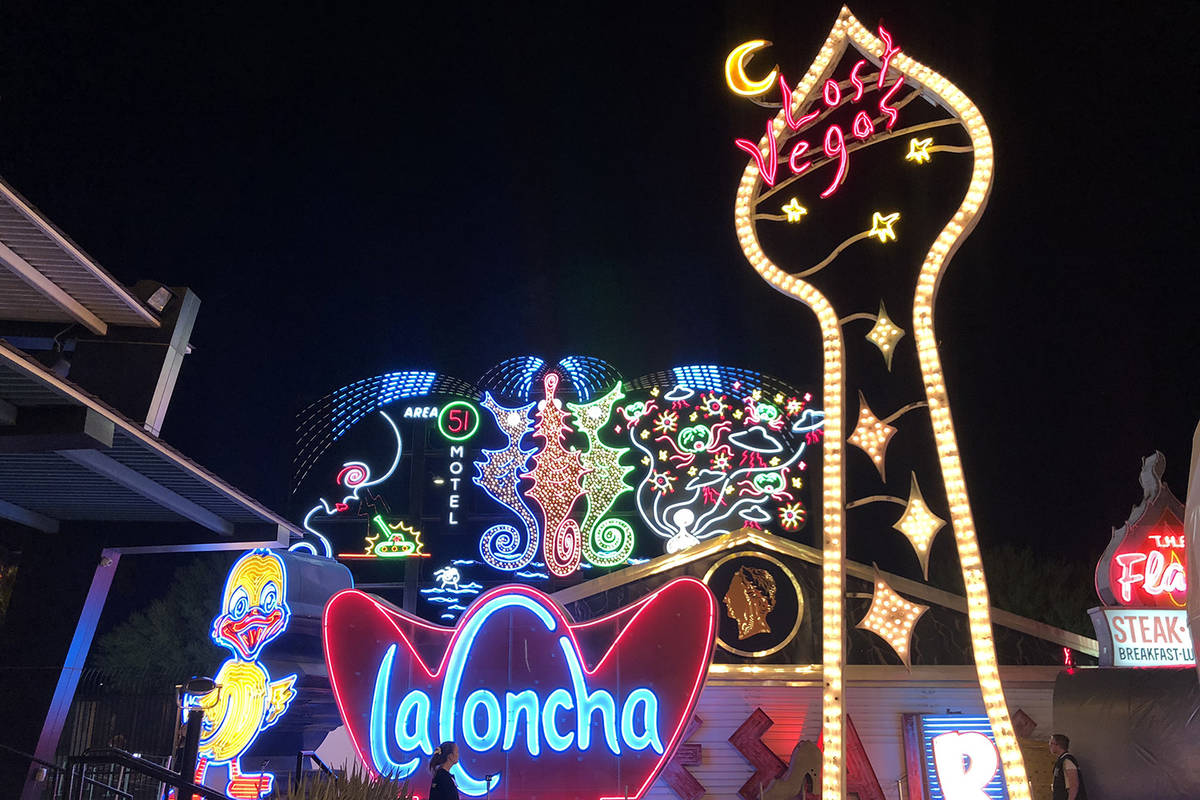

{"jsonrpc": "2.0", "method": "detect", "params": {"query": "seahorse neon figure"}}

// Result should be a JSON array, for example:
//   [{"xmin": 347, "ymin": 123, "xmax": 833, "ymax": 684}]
[{"xmin": 365, "ymin": 593, "xmax": 663, "ymax": 796}]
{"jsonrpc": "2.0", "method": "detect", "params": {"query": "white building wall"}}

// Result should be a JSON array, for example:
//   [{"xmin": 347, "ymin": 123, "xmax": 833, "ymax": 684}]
[{"xmin": 646, "ymin": 667, "xmax": 1059, "ymax": 800}]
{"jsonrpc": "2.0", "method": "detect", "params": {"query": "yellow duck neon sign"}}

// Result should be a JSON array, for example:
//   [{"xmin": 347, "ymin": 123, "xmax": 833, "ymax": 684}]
[{"xmin": 189, "ymin": 549, "xmax": 297, "ymax": 798}]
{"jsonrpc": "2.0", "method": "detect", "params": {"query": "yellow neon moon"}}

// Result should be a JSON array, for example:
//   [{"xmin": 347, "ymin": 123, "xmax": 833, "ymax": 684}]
[{"xmin": 725, "ymin": 40, "xmax": 779, "ymax": 97}]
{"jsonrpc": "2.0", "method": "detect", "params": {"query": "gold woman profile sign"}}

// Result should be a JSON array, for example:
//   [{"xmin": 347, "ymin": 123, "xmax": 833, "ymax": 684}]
[
  {"xmin": 724, "ymin": 565, "xmax": 778, "ymax": 639},
  {"xmin": 730, "ymin": 6, "xmax": 1030, "ymax": 800}
]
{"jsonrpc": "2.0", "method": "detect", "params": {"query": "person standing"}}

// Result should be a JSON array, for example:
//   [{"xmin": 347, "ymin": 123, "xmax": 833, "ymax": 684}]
[
  {"xmin": 428, "ymin": 741, "xmax": 460, "ymax": 800},
  {"xmin": 1049, "ymin": 733, "xmax": 1088, "ymax": 800}
]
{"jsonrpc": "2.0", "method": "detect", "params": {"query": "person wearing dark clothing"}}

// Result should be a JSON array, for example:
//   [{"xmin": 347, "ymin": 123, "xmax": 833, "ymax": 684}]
[
  {"xmin": 1049, "ymin": 733, "xmax": 1088, "ymax": 800},
  {"xmin": 428, "ymin": 740, "xmax": 460, "ymax": 800}
]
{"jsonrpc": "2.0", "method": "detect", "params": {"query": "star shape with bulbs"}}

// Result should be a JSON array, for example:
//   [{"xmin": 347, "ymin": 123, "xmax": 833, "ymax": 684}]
[
  {"xmin": 857, "ymin": 571, "xmax": 929, "ymax": 668},
  {"xmin": 847, "ymin": 392, "xmax": 897, "ymax": 481},
  {"xmin": 865, "ymin": 301, "xmax": 906, "ymax": 370},
  {"xmin": 893, "ymin": 474, "xmax": 946, "ymax": 579}
]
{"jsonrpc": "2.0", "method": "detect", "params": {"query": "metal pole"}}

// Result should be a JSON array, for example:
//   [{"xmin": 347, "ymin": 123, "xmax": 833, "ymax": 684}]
[{"xmin": 179, "ymin": 708, "xmax": 202, "ymax": 795}]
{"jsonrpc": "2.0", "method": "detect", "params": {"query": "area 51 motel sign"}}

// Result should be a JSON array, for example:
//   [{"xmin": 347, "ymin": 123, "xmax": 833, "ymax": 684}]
[{"xmin": 323, "ymin": 578, "xmax": 717, "ymax": 799}]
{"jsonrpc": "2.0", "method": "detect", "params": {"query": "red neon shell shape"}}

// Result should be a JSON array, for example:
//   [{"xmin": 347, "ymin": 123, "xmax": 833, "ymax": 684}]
[{"xmin": 323, "ymin": 578, "xmax": 717, "ymax": 800}]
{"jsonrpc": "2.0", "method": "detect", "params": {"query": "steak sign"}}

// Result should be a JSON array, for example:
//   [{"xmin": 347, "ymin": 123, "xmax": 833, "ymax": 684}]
[{"xmin": 323, "ymin": 579, "xmax": 716, "ymax": 799}]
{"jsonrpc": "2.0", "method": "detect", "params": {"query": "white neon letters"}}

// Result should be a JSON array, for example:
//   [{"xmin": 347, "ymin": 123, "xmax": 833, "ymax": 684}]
[
  {"xmin": 367, "ymin": 594, "xmax": 663, "ymax": 797},
  {"xmin": 932, "ymin": 731, "xmax": 999, "ymax": 800}
]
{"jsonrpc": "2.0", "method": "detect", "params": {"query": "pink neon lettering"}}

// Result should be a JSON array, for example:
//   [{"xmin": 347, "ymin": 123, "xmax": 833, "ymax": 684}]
[
  {"xmin": 877, "ymin": 26, "xmax": 901, "ymax": 89},
  {"xmin": 1115, "ymin": 551, "xmax": 1188, "ymax": 602},
  {"xmin": 1116, "ymin": 553, "xmax": 1147, "ymax": 603},
  {"xmin": 734, "ymin": 118, "xmax": 779, "ymax": 186},
  {"xmin": 849, "ymin": 60, "xmax": 867, "ymax": 102},
  {"xmin": 788, "ymin": 140, "xmax": 812, "ymax": 175},
  {"xmin": 851, "ymin": 111, "xmax": 874, "ymax": 141},
  {"xmin": 823, "ymin": 78, "xmax": 841, "ymax": 108},
  {"xmin": 779, "ymin": 76, "xmax": 820, "ymax": 131},
  {"xmin": 820, "ymin": 125, "xmax": 848, "ymax": 198},
  {"xmin": 878, "ymin": 76, "xmax": 904, "ymax": 129},
  {"xmin": 780, "ymin": 76, "xmax": 817, "ymax": 131}
]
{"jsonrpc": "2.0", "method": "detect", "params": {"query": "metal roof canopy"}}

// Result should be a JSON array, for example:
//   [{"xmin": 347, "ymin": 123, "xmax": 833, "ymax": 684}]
[
  {"xmin": 0, "ymin": 178, "xmax": 159, "ymax": 335},
  {"xmin": 0, "ymin": 338, "xmax": 299, "ymax": 547}
]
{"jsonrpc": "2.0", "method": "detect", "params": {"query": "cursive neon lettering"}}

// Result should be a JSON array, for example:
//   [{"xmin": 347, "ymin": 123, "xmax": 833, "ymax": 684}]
[
  {"xmin": 877, "ymin": 25, "xmax": 902, "ymax": 90},
  {"xmin": 559, "ymin": 636, "xmax": 620, "ymax": 754},
  {"xmin": 463, "ymin": 689, "xmax": 502, "ymax": 751},
  {"xmin": 371, "ymin": 645, "xmax": 420, "ymax": 779},
  {"xmin": 849, "ymin": 59, "xmax": 867, "ymax": 101},
  {"xmin": 621, "ymin": 688, "xmax": 664, "ymax": 754},
  {"xmin": 852, "ymin": 110, "xmax": 874, "ymax": 140},
  {"xmin": 735, "ymin": 119, "xmax": 779, "ymax": 186},
  {"xmin": 821, "ymin": 125, "xmax": 848, "ymax": 198},
  {"xmin": 878, "ymin": 76, "xmax": 905, "ymax": 129},
  {"xmin": 788, "ymin": 140, "xmax": 812, "ymax": 175},
  {"xmin": 733, "ymin": 26, "xmax": 904, "ymax": 199},
  {"xmin": 504, "ymin": 690, "xmax": 541, "ymax": 756},
  {"xmin": 823, "ymin": 78, "xmax": 841, "ymax": 107},
  {"xmin": 542, "ymin": 688, "xmax": 575, "ymax": 751},
  {"xmin": 368, "ymin": 592, "xmax": 665, "ymax": 796},
  {"xmin": 396, "ymin": 688, "xmax": 433, "ymax": 757}
]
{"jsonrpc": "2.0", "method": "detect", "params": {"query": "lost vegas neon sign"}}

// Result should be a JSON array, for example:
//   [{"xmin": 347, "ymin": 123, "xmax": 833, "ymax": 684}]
[
  {"xmin": 731, "ymin": 27, "xmax": 904, "ymax": 197},
  {"xmin": 323, "ymin": 579, "xmax": 716, "ymax": 799}
]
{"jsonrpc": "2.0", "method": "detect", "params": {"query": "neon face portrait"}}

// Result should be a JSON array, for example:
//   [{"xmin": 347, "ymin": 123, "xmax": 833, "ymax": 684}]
[{"xmin": 323, "ymin": 578, "xmax": 716, "ymax": 799}]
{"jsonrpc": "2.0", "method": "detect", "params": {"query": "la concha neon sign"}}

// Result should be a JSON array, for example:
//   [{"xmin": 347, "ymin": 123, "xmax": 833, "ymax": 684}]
[{"xmin": 323, "ymin": 578, "xmax": 716, "ymax": 799}]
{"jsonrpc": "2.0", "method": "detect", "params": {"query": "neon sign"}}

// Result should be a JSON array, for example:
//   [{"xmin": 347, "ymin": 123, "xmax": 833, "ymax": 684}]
[
  {"xmin": 1096, "ymin": 452, "xmax": 1188, "ymax": 609},
  {"xmin": 1089, "ymin": 608, "xmax": 1195, "ymax": 668},
  {"xmin": 337, "ymin": 515, "xmax": 430, "ymax": 559},
  {"xmin": 323, "ymin": 578, "xmax": 716, "ymax": 799},
  {"xmin": 921, "ymin": 716, "xmax": 1008, "ymax": 800},
  {"xmin": 290, "ymin": 411, "xmax": 404, "ymax": 558},
  {"xmin": 190, "ymin": 549, "xmax": 298, "ymax": 798},
  {"xmin": 730, "ymin": 26, "xmax": 905, "ymax": 196},
  {"xmin": 620, "ymin": 386, "xmax": 821, "ymax": 553},
  {"xmin": 293, "ymin": 360, "xmax": 820, "ymax": 577}
]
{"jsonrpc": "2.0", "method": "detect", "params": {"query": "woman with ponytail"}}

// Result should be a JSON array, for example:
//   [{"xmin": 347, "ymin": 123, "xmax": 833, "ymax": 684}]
[{"xmin": 428, "ymin": 741, "xmax": 459, "ymax": 800}]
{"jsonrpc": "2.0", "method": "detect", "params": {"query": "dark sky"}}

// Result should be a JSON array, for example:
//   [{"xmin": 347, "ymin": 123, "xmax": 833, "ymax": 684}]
[{"xmin": 2, "ymin": 0, "xmax": 1197, "ymax": 567}]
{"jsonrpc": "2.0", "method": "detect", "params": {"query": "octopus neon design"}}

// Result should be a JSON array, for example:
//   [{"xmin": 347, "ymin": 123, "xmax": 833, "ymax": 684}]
[{"xmin": 190, "ymin": 549, "xmax": 297, "ymax": 798}]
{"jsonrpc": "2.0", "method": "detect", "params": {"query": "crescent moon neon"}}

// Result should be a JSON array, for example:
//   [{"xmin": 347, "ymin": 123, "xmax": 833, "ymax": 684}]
[{"xmin": 725, "ymin": 40, "xmax": 779, "ymax": 97}]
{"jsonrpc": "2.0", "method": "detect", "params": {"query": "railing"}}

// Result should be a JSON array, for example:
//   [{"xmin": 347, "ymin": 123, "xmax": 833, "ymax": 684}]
[
  {"xmin": 64, "ymin": 749, "xmax": 225, "ymax": 800},
  {"xmin": 294, "ymin": 749, "xmax": 338, "ymax": 790}
]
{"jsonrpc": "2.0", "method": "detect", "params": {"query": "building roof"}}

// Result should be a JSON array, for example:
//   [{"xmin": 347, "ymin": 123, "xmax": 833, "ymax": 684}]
[
  {"xmin": 0, "ymin": 338, "xmax": 300, "ymax": 543},
  {"xmin": 0, "ymin": 178, "xmax": 159, "ymax": 334},
  {"xmin": 552, "ymin": 527, "xmax": 1099, "ymax": 657}
]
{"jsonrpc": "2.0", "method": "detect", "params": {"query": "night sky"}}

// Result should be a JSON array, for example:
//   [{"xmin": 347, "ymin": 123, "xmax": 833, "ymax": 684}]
[{"xmin": 2, "ymin": 0, "xmax": 1197, "ymax": 572}]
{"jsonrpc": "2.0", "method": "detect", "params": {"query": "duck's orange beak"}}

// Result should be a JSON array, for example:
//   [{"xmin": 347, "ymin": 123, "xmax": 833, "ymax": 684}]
[{"xmin": 218, "ymin": 607, "xmax": 285, "ymax": 659}]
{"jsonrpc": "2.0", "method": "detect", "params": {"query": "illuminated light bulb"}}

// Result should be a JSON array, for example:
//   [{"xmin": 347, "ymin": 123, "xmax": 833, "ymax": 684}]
[
  {"xmin": 781, "ymin": 197, "xmax": 808, "ymax": 222},
  {"xmin": 867, "ymin": 211, "xmax": 901, "ymax": 243},
  {"xmin": 846, "ymin": 391, "xmax": 897, "ymax": 481},
  {"xmin": 865, "ymin": 301, "xmax": 906, "ymax": 370},
  {"xmin": 905, "ymin": 137, "xmax": 934, "ymax": 164},
  {"xmin": 855, "ymin": 572, "xmax": 929, "ymax": 668}
]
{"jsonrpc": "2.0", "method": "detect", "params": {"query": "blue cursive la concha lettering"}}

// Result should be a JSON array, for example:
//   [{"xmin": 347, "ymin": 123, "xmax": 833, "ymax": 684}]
[{"xmin": 368, "ymin": 594, "xmax": 663, "ymax": 797}]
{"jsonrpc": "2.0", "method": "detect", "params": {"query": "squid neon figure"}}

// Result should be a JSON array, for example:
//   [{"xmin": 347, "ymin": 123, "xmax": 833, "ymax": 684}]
[{"xmin": 187, "ymin": 549, "xmax": 298, "ymax": 798}]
